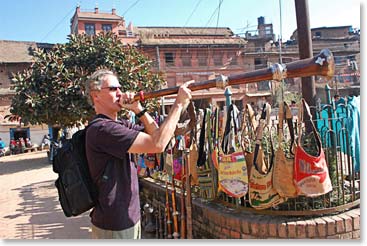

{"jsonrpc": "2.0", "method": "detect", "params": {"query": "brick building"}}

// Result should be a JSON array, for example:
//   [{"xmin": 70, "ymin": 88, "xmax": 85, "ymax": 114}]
[
  {"xmin": 0, "ymin": 40, "xmax": 53, "ymax": 145},
  {"xmin": 68, "ymin": 6, "xmax": 360, "ymax": 108},
  {"xmin": 69, "ymin": 6, "xmax": 250, "ymax": 109}
]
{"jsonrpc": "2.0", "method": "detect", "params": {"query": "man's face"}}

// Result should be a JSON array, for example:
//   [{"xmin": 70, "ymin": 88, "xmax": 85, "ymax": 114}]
[{"xmin": 92, "ymin": 74, "xmax": 123, "ymax": 112}]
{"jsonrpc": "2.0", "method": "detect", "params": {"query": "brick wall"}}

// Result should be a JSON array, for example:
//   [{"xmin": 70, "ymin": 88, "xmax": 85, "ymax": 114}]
[{"xmin": 139, "ymin": 178, "xmax": 360, "ymax": 239}]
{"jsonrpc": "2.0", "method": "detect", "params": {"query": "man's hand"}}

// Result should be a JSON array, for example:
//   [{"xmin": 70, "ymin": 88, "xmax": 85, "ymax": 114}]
[
  {"xmin": 119, "ymin": 91, "xmax": 143, "ymax": 114},
  {"xmin": 175, "ymin": 80, "xmax": 194, "ymax": 109}
]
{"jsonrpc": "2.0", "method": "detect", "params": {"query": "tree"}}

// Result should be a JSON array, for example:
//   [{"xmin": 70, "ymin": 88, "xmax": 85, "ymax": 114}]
[{"xmin": 10, "ymin": 32, "xmax": 165, "ymax": 127}]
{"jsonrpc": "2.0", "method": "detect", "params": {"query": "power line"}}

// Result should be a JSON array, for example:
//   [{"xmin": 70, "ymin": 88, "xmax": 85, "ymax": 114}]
[
  {"xmin": 204, "ymin": 0, "xmax": 223, "ymax": 28},
  {"xmin": 41, "ymin": 6, "xmax": 75, "ymax": 42},
  {"xmin": 184, "ymin": 0, "xmax": 203, "ymax": 27},
  {"xmin": 215, "ymin": 0, "xmax": 224, "ymax": 34},
  {"xmin": 122, "ymin": 0, "xmax": 141, "ymax": 16}
]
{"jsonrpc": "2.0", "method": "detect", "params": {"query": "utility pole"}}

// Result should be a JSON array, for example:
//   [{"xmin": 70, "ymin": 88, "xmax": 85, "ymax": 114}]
[{"xmin": 294, "ymin": 0, "xmax": 315, "ymax": 131}]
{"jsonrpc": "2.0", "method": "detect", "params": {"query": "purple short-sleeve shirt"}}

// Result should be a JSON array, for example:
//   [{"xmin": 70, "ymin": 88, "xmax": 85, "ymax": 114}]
[{"xmin": 86, "ymin": 114, "xmax": 144, "ymax": 231}]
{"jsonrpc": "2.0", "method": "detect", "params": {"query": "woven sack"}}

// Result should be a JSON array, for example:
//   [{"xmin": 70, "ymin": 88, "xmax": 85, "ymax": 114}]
[
  {"xmin": 273, "ymin": 102, "xmax": 298, "ymax": 198},
  {"xmin": 248, "ymin": 103, "xmax": 286, "ymax": 209},
  {"xmin": 294, "ymin": 99, "xmax": 332, "ymax": 197},
  {"xmin": 217, "ymin": 104, "xmax": 248, "ymax": 198}
]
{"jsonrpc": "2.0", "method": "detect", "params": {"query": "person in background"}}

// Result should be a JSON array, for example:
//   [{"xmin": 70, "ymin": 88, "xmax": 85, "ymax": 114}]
[
  {"xmin": 0, "ymin": 138, "xmax": 5, "ymax": 156},
  {"xmin": 25, "ymin": 137, "xmax": 32, "ymax": 148},
  {"xmin": 334, "ymin": 94, "xmax": 345, "ymax": 105},
  {"xmin": 41, "ymin": 134, "xmax": 51, "ymax": 150},
  {"xmin": 85, "ymin": 69, "xmax": 192, "ymax": 239},
  {"xmin": 18, "ymin": 138, "xmax": 25, "ymax": 153},
  {"xmin": 9, "ymin": 138, "xmax": 17, "ymax": 154}
]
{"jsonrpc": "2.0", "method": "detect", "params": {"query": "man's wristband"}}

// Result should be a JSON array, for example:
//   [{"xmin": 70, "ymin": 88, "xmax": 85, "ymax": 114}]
[{"xmin": 136, "ymin": 108, "xmax": 147, "ymax": 118}]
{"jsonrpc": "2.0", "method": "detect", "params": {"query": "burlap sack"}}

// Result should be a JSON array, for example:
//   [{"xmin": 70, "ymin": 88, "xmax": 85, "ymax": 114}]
[
  {"xmin": 248, "ymin": 103, "xmax": 286, "ymax": 209},
  {"xmin": 293, "ymin": 99, "xmax": 332, "ymax": 197},
  {"xmin": 273, "ymin": 102, "xmax": 298, "ymax": 198}
]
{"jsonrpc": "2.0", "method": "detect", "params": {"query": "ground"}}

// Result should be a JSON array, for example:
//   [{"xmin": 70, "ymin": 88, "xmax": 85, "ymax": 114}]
[
  {"xmin": 0, "ymin": 151, "xmax": 91, "ymax": 239},
  {"xmin": 0, "ymin": 151, "xmax": 153, "ymax": 240}
]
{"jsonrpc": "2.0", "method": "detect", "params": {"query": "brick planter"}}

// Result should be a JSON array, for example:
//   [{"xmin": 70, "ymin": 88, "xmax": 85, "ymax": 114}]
[{"xmin": 139, "ymin": 177, "xmax": 360, "ymax": 239}]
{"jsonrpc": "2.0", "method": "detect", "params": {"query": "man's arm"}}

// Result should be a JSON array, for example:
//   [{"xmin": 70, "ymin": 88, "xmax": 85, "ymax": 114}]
[
  {"xmin": 126, "ymin": 84, "xmax": 192, "ymax": 154},
  {"xmin": 129, "ymin": 102, "xmax": 183, "ymax": 153},
  {"xmin": 135, "ymin": 109, "xmax": 159, "ymax": 135}
]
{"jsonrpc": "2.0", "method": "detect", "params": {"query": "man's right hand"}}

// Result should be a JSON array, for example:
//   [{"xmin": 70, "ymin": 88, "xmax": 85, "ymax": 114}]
[{"xmin": 175, "ymin": 80, "xmax": 194, "ymax": 109}]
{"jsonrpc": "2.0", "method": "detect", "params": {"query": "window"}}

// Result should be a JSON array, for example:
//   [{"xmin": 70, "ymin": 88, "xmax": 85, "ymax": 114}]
[
  {"xmin": 181, "ymin": 51, "xmax": 192, "ymax": 67},
  {"xmin": 227, "ymin": 52, "xmax": 238, "ymax": 66},
  {"xmin": 198, "ymin": 51, "xmax": 208, "ymax": 67},
  {"xmin": 265, "ymin": 26, "xmax": 272, "ymax": 35},
  {"xmin": 257, "ymin": 81, "xmax": 271, "ymax": 91},
  {"xmin": 254, "ymin": 58, "xmax": 267, "ymax": 70},
  {"xmin": 102, "ymin": 24, "xmax": 112, "ymax": 32},
  {"xmin": 85, "ymin": 23, "xmax": 95, "ymax": 35},
  {"xmin": 118, "ymin": 30, "xmax": 127, "ymax": 36},
  {"xmin": 334, "ymin": 56, "xmax": 343, "ymax": 66},
  {"xmin": 126, "ymin": 31, "xmax": 134, "ymax": 37},
  {"xmin": 315, "ymin": 31, "xmax": 322, "ymax": 38},
  {"xmin": 213, "ymin": 52, "xmax": 223, "ymax": 66},
  {"xmin": 165, "ymin": 53, "xmax": 175, "ymax": 66}
]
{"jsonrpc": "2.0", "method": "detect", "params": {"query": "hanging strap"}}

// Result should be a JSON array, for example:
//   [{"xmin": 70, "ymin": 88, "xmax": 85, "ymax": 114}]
[
  {"xmin": 297, "ymin": 99, "xmax": 322, "ymax": 156},
  {"xmin": 221, "ymin": 104, "xmax": 233, "ymax": 154},
  {"xmin": 278, "ymin": 102, "xmax": 296, "ymax": 155},
  {"xmin": 197, "ymin": 109, "xmax": 207, "ymax": 167},
  {"xmin": 212, "ymin": 107, "xmax": 219, "ymax": 150},
  {"xmin": 221, "ymin": 104, "xmax": 240, "ymax": 154},
  {"xmin": 240, "ymin": 104, "xmax": 257, "ymax": 152},
  {"xmin": 187, "ymin": 102, "xmax": 197, "ymax": 148},
  {"xmin": 252, "ymin": 103, "xmax": 274, "ymax": 173}
]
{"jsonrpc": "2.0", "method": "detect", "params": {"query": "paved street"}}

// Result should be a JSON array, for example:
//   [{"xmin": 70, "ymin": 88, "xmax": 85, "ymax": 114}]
[
  {"xmin": 0, "ymin": 151, "xmax": 91, "ymax": 239},
  {"xmin": 0, "ymin": 150, "xmax": 155, "ymax": 240}
]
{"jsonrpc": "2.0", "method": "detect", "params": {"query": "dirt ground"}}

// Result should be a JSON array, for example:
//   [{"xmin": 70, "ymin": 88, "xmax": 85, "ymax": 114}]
[{"xmin": 0, "ymin": 151, "xmax": 91, "ymax": 239}]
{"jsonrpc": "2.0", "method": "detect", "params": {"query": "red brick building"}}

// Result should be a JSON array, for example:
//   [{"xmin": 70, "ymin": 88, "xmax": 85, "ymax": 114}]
[{"xmin": 69, "ymin": 6, "xmax": 249, "ymax": 109}]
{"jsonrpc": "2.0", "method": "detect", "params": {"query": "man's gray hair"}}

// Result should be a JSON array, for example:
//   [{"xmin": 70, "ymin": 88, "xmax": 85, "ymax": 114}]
[{"xmin": 85, "ymin": 69, "xmax": 115, "ymax": 105}]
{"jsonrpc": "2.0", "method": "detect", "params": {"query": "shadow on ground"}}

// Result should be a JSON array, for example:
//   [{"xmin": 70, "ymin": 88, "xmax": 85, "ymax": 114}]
[
  {"xmin": 6, "ymin": 179, "xmax": 90, "ymax": 239},
  {"xmin": 0, "ymin": 153, "xmax": 50, "ymax": 176}
]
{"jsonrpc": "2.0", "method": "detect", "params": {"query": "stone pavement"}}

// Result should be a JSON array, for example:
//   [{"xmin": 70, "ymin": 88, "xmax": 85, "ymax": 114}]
[
  {"xmin": 0, "ymin": 151, "xmax": 155, "ymax": 240},
  {"xmin": 0, "ymin": 151, "xmax": 91, "ymax": 239}
]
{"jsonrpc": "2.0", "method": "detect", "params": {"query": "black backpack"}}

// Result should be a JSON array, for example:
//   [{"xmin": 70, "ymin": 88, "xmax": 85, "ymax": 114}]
[{"xmin": 52, "ymin": 119, "xmax": 101, "ymax": 217}]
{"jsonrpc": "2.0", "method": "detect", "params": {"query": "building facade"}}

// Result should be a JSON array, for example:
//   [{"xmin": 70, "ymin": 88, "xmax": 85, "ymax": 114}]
[
  {"xmin": 69, "ymin": 6, "xmax": 251, "ymax": 109},
  {"xmin": 0, "ymin": 40, "xmax": 53, "ymax": 145}
]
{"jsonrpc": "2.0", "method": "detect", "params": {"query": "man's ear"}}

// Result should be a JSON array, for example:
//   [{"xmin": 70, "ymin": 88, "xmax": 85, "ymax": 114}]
[{"xmin": 90, "ymin": 91, "xmax": 99, "ymax": 103}]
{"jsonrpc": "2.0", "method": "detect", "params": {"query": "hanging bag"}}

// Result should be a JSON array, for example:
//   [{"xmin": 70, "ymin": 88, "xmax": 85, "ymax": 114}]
[
  {"xmin": 196, "ymin": 108, "xmax": 216, "ymax": 199},
  {"xmin": 240, "ymin": 103, "xmax": 263, "ymax": 173},
  {"xmin": 218, "ymin": 104, "xmax": 249, "ymax": 198},
  {"xmin": 273, "ymin": 102, "xmax": 298, "ymax": 198},
  {"xmin": 248, "ymin": 103, "xmax": 287, "ymax": 209},
  {"xmin": 294, "ymin": 99, "xmax": 332, "ymax": 197}
]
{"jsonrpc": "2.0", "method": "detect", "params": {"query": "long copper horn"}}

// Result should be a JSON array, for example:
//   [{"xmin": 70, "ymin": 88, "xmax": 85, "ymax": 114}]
[{"xmin": 134, "ymin": 49, "xmax": 334, "ymax": 102}]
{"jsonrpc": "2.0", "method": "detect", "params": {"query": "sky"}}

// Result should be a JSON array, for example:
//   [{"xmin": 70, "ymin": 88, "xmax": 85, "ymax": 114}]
[{"xmin": 0, "ymin": 0, "xmax": 362, "ymax": 44}]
